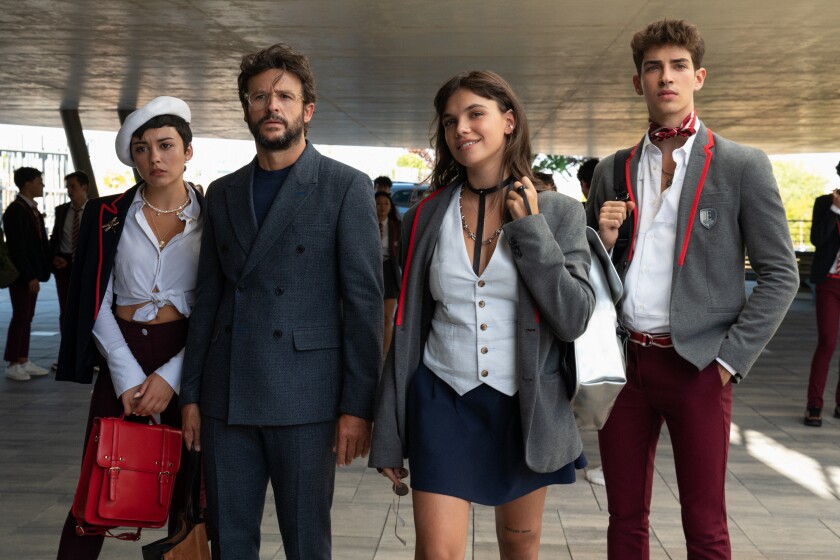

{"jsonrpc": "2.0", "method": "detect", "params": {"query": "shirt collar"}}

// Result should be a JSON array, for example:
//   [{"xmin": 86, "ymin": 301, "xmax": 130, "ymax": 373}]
[{"xmin": 17, "ymin": 194, "xmax": 37, "ymax": 208}]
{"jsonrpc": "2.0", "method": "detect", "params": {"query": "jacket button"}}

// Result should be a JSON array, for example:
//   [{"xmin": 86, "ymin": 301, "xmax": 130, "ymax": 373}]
[
  {"xmin": 478, "ymin": 300, "xmax": 486, "ymax": 308},
  {"xmin": 275, "ymin": 287, "xmax": 284, "ymax": 296},
  {"xmin": 480, "ymin": 370, "xmax": 489, "ymax": 377},
  {"xmin": 273, "ymin": 330, "xmax": 283, "ymax": 339},
  {"xmin": 296, "ymin": 245, "xmax": 305, "ymax": 254},
  {"xmin": 237, "ymin": 285, "xmax": 244, "ymax": 293},
  {"xmin": 480, "ymin": 323, "xmax": 488, "ymax": 331},
  {"xmin": 480, "ymin": 347, "xmax": 488, "ymax": 354},
  {"xmin": 478, "ymin": 280, "xmax": 485, "ymax": 287}
]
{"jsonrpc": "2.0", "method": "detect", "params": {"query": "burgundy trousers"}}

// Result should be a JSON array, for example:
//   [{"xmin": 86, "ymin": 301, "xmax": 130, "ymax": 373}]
[
  {"xmin": 808, "ymin": 277, "xmax": 840, "ymax": 410},
  {"xmin": 56, "ymin": 318, "xmax": 188, "ymax": 560},
  {"xmin": 4, "ymin": 278, "xmax": 38, "ymax": 362},
  {"xmin": 598, "ymin": 342, "xmax": 732, "ymax": 560}
]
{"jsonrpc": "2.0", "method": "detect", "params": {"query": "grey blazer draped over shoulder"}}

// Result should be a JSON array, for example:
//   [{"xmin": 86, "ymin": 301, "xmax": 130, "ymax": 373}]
[{"xmin": 370, "ymin": 184, "xmax": 595, "ymax": 474}]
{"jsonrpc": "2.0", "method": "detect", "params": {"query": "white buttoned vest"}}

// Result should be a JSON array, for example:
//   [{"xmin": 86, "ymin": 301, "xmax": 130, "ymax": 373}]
[{"xmin": 423, "ymin": 188, "xmax": 519, "ymax": 396}]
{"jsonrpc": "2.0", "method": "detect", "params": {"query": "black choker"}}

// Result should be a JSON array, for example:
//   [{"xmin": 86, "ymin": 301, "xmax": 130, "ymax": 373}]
[
  {"xmin": 462, "ymin": 177, "xmax": 513, "ymax": 275},
  {"xmin": 464, "ymin": 177, "xmax": 513, "ymax": 195}
]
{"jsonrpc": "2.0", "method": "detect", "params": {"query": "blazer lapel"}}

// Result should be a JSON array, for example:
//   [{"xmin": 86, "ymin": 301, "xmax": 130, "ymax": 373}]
[
  {"xmin": 239, "ymin": 143, "xmax": 320, "ymax": 280},
  {"xmin": 674, "ymin": 122, "xmax": 714, "ymax": 267},
  {"xmin": 223, "ymin": 161, "xmax": 259, "ymax": 255},
  {"xmin": 393, "ymin": 183, "xmax": 453, "ymax": 377},
  {"xmin": 94, "ymin": 184, "xmax": 137, "ymax": 317}
]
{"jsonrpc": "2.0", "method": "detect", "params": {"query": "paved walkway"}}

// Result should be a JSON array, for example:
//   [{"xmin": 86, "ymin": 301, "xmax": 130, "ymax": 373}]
[{"xmin": 0, "ymin": 280, "xmax": 838, "ymax": 559}]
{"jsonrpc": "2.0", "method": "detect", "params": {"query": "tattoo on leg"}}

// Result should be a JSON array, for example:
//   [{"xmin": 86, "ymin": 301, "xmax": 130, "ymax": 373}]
[{"xmin": 504, "ymin": 526, "xmax": 532, "ymax": 534}]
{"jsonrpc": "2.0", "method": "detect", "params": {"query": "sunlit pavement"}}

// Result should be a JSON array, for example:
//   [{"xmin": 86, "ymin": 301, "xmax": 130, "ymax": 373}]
[{"xmin": 1, "ymin": 280, "xmax": 838, "ymax": 559}]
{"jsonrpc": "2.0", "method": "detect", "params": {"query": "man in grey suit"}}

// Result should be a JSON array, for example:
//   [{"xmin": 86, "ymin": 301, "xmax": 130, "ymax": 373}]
[
  {"xmin": 586, "ymin": 19, "xmax": 798, "ymax": 559},
  {"xmin": 180, "ymin": 43, "xmax": 383, "ymax": 560}
]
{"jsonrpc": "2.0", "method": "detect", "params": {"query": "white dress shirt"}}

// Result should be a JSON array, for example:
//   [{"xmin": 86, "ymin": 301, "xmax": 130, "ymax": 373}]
[
  {"xmin": 92, "ymin": 187, "xmax": 202, "ymax": 398},
  {"xmin": 380, "ymin": 217, "xmax": 389, "ymax": 258},
  {"xmin": 423, "ymin": 187, "xmax": 519, "ymax": 396},
  {"xmin": 621, "ymin": 133, "xmax": 697, "ymax": 334},
  {"xmin": 58, "ymin": 201, "xmax": 87, "ymax": 254}
]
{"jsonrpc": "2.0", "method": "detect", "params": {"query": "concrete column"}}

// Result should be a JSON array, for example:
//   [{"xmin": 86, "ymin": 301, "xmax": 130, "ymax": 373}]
[{"xmin": 60, "ymin": 109, "xmax": 99, "ymax": 198}]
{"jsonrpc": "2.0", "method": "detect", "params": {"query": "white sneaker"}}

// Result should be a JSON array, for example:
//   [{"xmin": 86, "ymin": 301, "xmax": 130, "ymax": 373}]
[
  {"xmin": 21, "ymin": 361, "xmax": 49, "ymax": 377},
  {"xmin": 585, "ymin": 465, "xmax": 606, "ymax": 486},
  {"xmin": 5, "ymin": 364, "xmax": 31, "ymax": 381}
]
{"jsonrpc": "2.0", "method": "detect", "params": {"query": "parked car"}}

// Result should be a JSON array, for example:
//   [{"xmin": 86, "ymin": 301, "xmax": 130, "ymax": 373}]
[{"xmin": 389, "ymin": 182, "xmax": 429, "ymax": 217}]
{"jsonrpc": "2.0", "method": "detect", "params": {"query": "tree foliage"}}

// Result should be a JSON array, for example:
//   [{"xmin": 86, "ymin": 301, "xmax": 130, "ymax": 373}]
[
  {"xmin": 772, "ymin": 160, "xmax": 827, "ymax": 249},
  {"xmin": 397, "ymin": 150, "xmax": 432, "ymax": 182},
  {"xmin": 532, "ymin": 154, "xmax": 585, "ymax": 177}
]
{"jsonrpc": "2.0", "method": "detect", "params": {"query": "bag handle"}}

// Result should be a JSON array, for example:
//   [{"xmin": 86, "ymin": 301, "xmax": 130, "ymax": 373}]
[
  {"xmin": 117, "ymin": 413, "xmax": 159, "ymax": 425},
  {"xmin": 182, "ymin": 447, "xmax": 203, "ymax": 525}
]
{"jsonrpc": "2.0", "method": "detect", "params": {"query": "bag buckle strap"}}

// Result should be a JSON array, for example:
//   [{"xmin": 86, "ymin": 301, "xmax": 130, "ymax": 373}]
[{"xmin": 159, "ymin": 471, "xmax": 172, "ymax": 506}]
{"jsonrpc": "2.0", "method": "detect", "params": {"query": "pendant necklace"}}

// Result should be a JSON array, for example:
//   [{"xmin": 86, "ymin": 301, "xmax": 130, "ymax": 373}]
[
  {"xmin": 662, "ymin": 168, "xmax": 675, "ymax": 189},
  {"xmin": 141, "ymin": 186, "xmax": 190, "ymax": 249},
  {"xmin": 146, "ymin": 210, "xmax": 178, "ymax": 250}
]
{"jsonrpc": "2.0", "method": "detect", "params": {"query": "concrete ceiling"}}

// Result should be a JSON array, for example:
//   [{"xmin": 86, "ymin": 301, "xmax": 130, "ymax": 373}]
[{"xmin": 1, "ymin": 0, "xmax": 838, "ymax": 156}]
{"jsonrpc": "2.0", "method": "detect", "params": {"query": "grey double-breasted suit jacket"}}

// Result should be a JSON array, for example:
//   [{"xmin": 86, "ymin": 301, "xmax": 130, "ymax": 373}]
[
  {"xmin": 369, "ymin": 185, "xmax": 595, "ymax": 474},
  {"xmin": 180, "ymin": 142, "xmax": 383, "ymax": 425},
  {"xmin": 585, "ymin": 123, "xmax": 799, "ymax": 377}
]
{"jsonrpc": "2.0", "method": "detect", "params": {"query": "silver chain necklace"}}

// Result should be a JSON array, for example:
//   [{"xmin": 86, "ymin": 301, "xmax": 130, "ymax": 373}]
[{"xmin": 459, "ymin": 186, "xmax": 503, "ymax": 246}]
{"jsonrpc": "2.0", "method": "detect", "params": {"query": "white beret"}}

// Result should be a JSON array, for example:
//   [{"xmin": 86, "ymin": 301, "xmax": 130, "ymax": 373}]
[{"xmin": 115, "ymin": 96, "xmax": 191, "ymax": 167}]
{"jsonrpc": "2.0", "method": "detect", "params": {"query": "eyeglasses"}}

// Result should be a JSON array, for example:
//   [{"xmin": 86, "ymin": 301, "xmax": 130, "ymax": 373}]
[{"xmin": 244, "ymin": 89, "xmax": 303, "ymax": 111}]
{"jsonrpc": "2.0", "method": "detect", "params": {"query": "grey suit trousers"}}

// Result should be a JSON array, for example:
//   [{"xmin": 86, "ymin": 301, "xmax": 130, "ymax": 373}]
[{"xmin": 202, "ymin": 416, "xmax": 336, "ymax": 560}]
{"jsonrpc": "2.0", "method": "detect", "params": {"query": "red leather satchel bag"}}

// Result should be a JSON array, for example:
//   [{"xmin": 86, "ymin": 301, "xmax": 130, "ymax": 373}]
[{"xmin": 72, "ymin": 416, "xmax": 183, "ymax": 540}]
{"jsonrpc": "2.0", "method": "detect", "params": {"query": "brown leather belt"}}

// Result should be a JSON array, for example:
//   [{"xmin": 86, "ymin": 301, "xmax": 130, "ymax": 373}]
[{"xmin": 627, "ymin": 330, "xmax": 674, "ymax": 348}]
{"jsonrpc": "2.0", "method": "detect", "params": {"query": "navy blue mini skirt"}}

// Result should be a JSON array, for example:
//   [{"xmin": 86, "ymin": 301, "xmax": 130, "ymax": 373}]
[{"xmin": 406, "ymin": 361, "xmax": 586, "ymax": 506}]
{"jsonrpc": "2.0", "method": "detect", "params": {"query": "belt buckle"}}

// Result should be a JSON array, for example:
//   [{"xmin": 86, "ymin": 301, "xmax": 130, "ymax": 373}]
[{"xmin": 641, "ymin": 332, "xmax": 653, "ymax": 347}]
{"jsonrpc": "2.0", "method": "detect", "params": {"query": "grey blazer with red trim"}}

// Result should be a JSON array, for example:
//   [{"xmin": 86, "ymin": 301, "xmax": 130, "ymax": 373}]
[
  {"xmin": 369, "ymin": 185, "xmax": 594, "ymax": 474},
  {"xmin": 585, "ymin": 122, "xmax": 799, "ymax": 378}
]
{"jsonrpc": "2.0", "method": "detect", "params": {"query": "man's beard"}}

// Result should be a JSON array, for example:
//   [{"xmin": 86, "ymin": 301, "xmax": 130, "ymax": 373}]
[{"xmin": 248, "ymin": 112, "xmax": 305, "ymax": 151}]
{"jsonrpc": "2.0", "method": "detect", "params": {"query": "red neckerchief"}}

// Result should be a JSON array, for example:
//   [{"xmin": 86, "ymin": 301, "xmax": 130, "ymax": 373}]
[{"xmin": 649, "ymin": 110, "xmax": 697, "ymax": 142}]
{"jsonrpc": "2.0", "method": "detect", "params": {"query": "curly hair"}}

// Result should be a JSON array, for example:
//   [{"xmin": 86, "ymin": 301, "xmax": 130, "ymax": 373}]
[{"xmin": 631, "ymin": 19, "xmax": 705, "ymax": 74}]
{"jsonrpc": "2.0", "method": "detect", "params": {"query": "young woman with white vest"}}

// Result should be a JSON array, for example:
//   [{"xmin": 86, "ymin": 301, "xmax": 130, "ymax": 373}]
[{"xmin": 370, "ymin": 71, "xmax": 594, "ymax": 559}]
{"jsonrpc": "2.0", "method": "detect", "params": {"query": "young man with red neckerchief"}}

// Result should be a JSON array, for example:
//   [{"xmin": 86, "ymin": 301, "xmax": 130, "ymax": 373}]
[{"xmin": 586, "ymin": 19, "xmax": 799, "ymax": 559}]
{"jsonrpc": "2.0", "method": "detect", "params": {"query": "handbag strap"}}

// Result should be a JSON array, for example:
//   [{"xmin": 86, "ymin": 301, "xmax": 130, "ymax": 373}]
[
  {"xmin": 612, "ymin": 146, "xmax": 636, "ymax": 271},
  {"xmin": 183, "ymin": 448, "xmax": 203, "ymax": 524}
]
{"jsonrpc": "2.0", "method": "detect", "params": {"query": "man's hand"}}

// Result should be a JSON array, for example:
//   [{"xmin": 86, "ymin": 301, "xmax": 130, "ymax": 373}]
[
  {"xmin": 181, "ymin": 403, "xmax": 201, "ymax": 451},
  {"xmin": 716, "ymin": 363, "xmax": 732, "ymax": 387},
  {"xmin": 598, "ymin": 200, "xmax": 636, "ymax": 251},
  {"xmin": 332, "ymin": 414, "xmax": 371, "ymax": 467},
  {"xmin": 53, "ymin": 256, "xmax": 68, "ymax": 270},
  {"xmin": 28, "ymin": 279, "xmax": 39, "ymax": 294},
  {"xmin": 132, "ymin": 373, "xmax": 175, "ymax": 416}
]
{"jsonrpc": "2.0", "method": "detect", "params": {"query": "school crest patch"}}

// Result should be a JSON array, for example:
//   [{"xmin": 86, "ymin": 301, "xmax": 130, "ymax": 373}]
[{"xmin": 699, "ymin": 208, "xmax": 717, "ymax": 229}]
